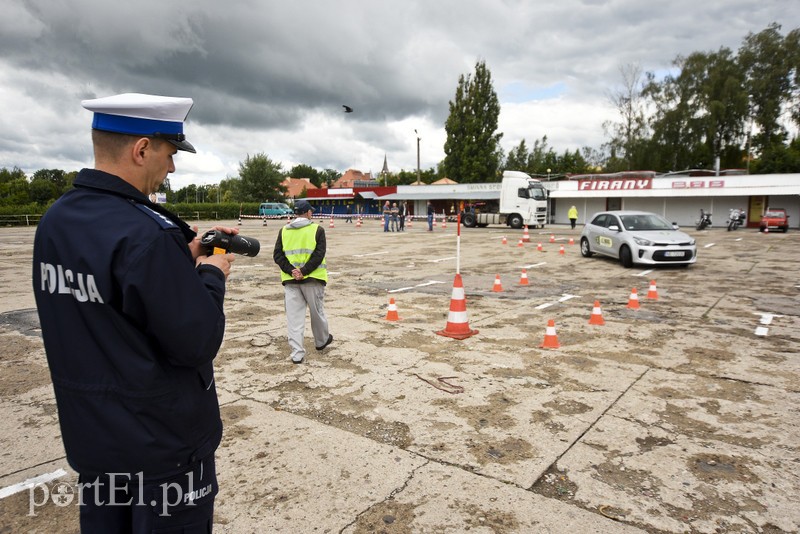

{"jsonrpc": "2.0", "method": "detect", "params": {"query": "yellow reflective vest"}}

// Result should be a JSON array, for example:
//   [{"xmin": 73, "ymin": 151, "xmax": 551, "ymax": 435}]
[{"xmin": 280, "ymin": 223, "xmax": 328, "ymax": 283}]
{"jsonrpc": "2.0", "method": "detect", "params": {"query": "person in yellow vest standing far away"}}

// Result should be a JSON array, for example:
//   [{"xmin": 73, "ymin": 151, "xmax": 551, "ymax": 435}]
[
  {"xmin": 273, "ymin": 199, "xmax": 333, "ymax": 364},
  {"xmin": 568, "ymin": 205, "xmax": 579, "ymax": 229}
]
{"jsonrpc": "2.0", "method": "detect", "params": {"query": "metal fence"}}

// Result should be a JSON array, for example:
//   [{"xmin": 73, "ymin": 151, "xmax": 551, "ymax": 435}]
[{"xmin": 0, "ymin": 214, "xmax": 43, "ymax": 226}]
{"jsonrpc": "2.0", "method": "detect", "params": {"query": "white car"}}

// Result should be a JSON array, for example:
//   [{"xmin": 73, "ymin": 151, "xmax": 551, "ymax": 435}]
[{"xmin": 580, "ymin": 210, "xmax": 697, "ymax": 268}]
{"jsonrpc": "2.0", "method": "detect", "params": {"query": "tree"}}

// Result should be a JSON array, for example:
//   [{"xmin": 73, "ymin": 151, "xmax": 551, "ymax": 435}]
[
  {"xmin": 321, "ymin": 169, "xmax": 340, "ymax": 188},
  {"xmin": 739, "ymin": 23, "xmax": 793, "ymax": 151},
  {"xmin": 442, "ymin": 60, "xmax": 503, "ymax": 183},
  {"xmin": 289, "ymin": 164, "xmax": 323, "ymax": 188},
  {"xmin": 603, "ymin": 63, "xmax": 649, "ymax": 171},
  {"xmin": 236, "ymin": 153, "xmax": 286, "ymax": 202},
  {"xmin": 0, "ymin": 167, "xmax": 30, "ymax": 206}
]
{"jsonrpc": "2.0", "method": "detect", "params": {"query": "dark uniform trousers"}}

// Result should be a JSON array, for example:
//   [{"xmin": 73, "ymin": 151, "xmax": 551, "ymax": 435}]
[{"xmin": 79, "ymin": 454, "xmax": 217, "ymax": 534}]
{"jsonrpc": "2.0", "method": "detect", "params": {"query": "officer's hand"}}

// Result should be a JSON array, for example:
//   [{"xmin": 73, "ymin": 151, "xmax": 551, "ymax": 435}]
[{"xmin": 197, "ymin": 253, "xmax": 235, "ymax": 279}]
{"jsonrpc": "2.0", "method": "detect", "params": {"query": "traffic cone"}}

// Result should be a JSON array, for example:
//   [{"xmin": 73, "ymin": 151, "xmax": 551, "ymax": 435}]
[
  {"xmin": 385, "ymin": 297, "xmax": 400, "ymax": 321},
  {"xmin": 647, "ymin": 280, "xmax": 658, "ymax": 300},
  {"xmin": 540, "ymin": 319, "xmax": 560, "ymax": 348},
  {"xmin": 517, "ymin": 238, "xmax": 524, "ymax": 247},
  {"xmin": 356, "ymin": 216, "xmax": 362, "ymax": 228},
  {"xmin": 329, "ymin": 217, "xmax": 335, "ymax": 228},
  {"xmin": 263, "ymin": 217, "xmax": 268, "ymax": 226},
  {"xmin": 238, "ymin": 214, "xmax": 242, "ymax": 226},
  {"xmin": 568, "ymin": 237, "xmax": 575, "ymax": 245},
  {"xmin": 441, "ymin": 216, "xmax": 447, "ymax": 229},
  {"xmin": 589, "ymin": 301, "xmax": 605, "ymax": 325},
  {"xmin": 627, "ymin": 288, "xmax": 640, "ymax": 310},
  {"xmin": 436, "ymin": 274, "xmax": 479, "ymax": 339},
  {"xmin": 407, "ymin": 216, "xmax": 413, "ymax": 228},
  {"xmin": 522, "ymin": 225, "xmax": 531, "ymax": 242},
  {"xmin": 549, "ymin": 234, "xmax": 555, "ymax": 243},
  {"xmin": 492, "ymin": 274, "xmax": 503, "ymax": 292},
  {"xmin": 537, "ymin": 243, "xmax": 543, "ymax": 252},
  {"xmin": 519, "ymin": 269, "xmax": 529, "ymax": 285},
  {"xmin": 501, "ymin": 236, "xmax": 507, "ymax": 245},
  {"xmin": 559, "ymin": 245, "xmax": 565, "ymax": 255}
]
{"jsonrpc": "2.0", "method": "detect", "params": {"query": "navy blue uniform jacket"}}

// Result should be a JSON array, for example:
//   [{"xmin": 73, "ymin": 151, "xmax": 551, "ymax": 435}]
[{"xmin": 32, "ymin": 169, "xmax": 226, "ymax": 480}]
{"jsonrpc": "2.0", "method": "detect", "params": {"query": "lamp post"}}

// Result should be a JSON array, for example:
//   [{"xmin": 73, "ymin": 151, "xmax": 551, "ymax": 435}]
[{"xmin": 415, "ymin": 129, "xmax": 421, "ymax": 185}]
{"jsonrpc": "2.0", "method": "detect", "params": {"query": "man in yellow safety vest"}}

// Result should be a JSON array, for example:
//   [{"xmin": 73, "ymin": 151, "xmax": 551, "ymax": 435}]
[{"xmin": 273, "ymin": 199, "xmax": 333, "ymax": 363}]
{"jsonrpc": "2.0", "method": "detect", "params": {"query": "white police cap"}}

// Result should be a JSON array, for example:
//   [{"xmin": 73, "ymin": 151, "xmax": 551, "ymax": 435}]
[{"xmin": 81, "ymin": 93, "xmax": 196, "ymax": 153}]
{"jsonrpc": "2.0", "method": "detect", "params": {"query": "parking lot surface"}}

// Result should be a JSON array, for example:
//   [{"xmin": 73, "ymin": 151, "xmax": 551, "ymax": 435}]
[{"xmin": 1, "ymin": 219, "xmax": 798, "ymax": 533}]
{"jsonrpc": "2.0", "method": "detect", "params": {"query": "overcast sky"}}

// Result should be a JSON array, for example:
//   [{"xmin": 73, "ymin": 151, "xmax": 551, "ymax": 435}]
[{"xmin": 1, "ymin": 0, "xmax": 798, "ymax": 189}]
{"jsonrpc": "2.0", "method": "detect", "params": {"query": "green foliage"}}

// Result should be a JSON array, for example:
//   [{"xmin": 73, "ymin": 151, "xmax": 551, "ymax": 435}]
[
  {"xmin": 289, "ymin": 164, "xmax": 323, "ymax": 188},
  {"xmin": 321, "ymin": 169, "xmax": 340, "ymax": 188},
  {"xmin": 503, "ymin": 137, "xmax": 591, "ymax": 177},
  {"xmin": 236, "ymin": 153, "xmax": 287, "ymax": 202},
  {"xmin": 443, "ymin": 60, "xmax": 503, "ymax": 182}
]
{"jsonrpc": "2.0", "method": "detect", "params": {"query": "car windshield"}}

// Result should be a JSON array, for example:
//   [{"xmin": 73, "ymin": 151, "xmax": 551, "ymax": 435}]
[
  {"xmin": 764, "ymin": 210, "xmax": 783, "ymax": 217},
  {"xmin": 278, "ymin": 204, "xmax": 290, "ymax": 211},
  {"xmin": 619, "ymin": 214, "xmax": 673, "ymax": 231}
]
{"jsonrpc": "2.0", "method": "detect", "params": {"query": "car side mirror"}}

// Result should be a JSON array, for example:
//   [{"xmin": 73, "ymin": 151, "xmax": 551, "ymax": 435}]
[
  {"xmin": 672, "ymin": 223, "xmax": 679, "ymax": 229},
  {"xmin": 608, "ymin": 225, "xmax": 620, "ymax": 232}
]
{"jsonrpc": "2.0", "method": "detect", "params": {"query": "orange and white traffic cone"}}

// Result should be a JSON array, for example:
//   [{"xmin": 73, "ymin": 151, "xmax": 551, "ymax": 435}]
[
  {"xmin": 436, "ymin": 274, "xmax": 479, "ymax": 339},
  {"xmin": 589, "ymin": 300, "xmax": 605, "ymax": 325},
  {"xmin": 537, "ymin": 243, "xmax": 543, "ymax": 252},
  {"xmin": 540, "ymin": 319, "xmax": 560, "ymax": 348},
  {"xmin": 501, "ymin": 236, "xmax": 507, "ymax": 245},
  {"xmin": 238, "ymin": 215, "xmax": 242, "ymax": 226},
  {"xmin": 568, "ymin": 237, "xmax": 575, "ymax": 245},
  {"xmin": 559, "ymin": 245, "xmax": 565, "ymax": 255},
  {"xmin": 519, "ymin": 269, "xmax": 529, "ymax": 285},
  {"xmin": 385, "ymin": 297, "xmax": 400, "ymax": 321},
  {"xmin": 492, "ymin": 274, "xmax": 503, "ymax": 292},
  {"xmin": 407, "ymin": 216, "xmax": 413, "ymax": 228},
  {"xmin": 647, "ymin": 280, "xmax": 659, "ymax": 300},
  {"xmin": 627, "ymin": 288, "xmax": 640, "ymax": 310},
  {"xmin": 517, "ymin": 238, "xmax": 524, "ymax": 247},
  {"xmin": 441, "ymin": 216, "xmax": 447, "ymax": 229},
  {"xmin": 549, "ymin": 234, "xmax": 555, "ymax": 243},
  {"xmin": 356, "ymin": 216, "xmax": 362, "ymax": 228},
  {"xmin": 522, "ymin": 225, "xmax": 531, "ymax": 243},
  {"xmin": 329, "ymin": 217, "xmax": 335, "ymax": 228}
]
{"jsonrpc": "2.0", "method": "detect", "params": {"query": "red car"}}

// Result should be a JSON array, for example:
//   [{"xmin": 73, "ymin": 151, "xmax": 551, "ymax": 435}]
[{"xmin": 760, "ymin": 208, "xmax": 790, "ymax": 233}]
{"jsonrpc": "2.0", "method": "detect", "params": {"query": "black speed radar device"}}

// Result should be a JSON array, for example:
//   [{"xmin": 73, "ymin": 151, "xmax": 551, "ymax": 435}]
[{"xmin": 200, "ymin": 230, "xmax": 260, "ymax": 257}]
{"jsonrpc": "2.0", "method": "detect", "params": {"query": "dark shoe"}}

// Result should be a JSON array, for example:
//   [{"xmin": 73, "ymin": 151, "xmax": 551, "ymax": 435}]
[{"xmin": 316, "ymin": 334, "xmax": 334, "ymax": 351}]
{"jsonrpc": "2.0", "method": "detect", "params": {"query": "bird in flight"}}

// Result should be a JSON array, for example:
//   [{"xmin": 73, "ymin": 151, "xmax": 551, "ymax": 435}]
[{"xmin": 342, "ymin": 105, "xmax": 353, "ymax": 113}]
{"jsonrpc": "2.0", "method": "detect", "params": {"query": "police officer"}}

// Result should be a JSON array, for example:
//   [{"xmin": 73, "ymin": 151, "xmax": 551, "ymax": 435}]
[{"xmin": 32, "ymin": 93, "xmax": 235, "ymax": 532}]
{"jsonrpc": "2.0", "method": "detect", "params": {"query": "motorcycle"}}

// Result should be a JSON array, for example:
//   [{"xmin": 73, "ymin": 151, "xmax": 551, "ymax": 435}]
[
  {"xmin": 696, "ymin": 209, "xmax": 712, "ymax": 230},
  {"xmin": 726, "ymin": 208, "xmax": 746, "ymax": 231}
]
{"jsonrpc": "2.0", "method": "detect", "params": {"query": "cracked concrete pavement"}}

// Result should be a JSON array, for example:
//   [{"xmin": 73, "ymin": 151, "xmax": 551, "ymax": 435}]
[{"xmin": 1, "ymin": 219, "xmax": 799, "ymax": 533}]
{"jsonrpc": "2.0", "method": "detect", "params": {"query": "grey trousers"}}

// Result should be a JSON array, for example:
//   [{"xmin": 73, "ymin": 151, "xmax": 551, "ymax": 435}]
[{"xmin": 284, "ymin": 280, "xmax": 330, "ymax": 362}]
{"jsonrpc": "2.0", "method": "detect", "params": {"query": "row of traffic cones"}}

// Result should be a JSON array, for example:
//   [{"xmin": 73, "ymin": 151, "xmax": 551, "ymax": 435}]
[{"xmin": 385, "ymin": 277, "xmax": 660, "ymax": 348}]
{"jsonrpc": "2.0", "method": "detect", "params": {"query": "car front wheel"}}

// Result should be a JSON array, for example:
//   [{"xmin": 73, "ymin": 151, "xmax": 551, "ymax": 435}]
[
  {"xmin": 580, "ymin": 237, "xmax": 593, "ymax": 257},
  {"xmin": 619, "ymin": 246, "xmax": 634, "ymax": 268}
]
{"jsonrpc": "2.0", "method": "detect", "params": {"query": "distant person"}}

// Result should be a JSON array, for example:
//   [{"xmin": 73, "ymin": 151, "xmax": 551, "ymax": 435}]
[
  {"xmin": 383, "ymin": 200, "xmax": 391, "ymax": 232},
  {"xmin": 390, "ymin": 202, "xmax": 399, "ymax": 232},
  {"xmin": 398, "ymin": 202, "xmax": 406, "ymax": 231},
  {"xmin": 273, "ymin": 199, "xmax": 333, "ymax": 364},
  {"xmin": 427, "ymin": 201, "xmax": 435, "ymax": 231},
  {"xmin": 345, "ymin": 204, "xmax": 352, "ymax": 223},
  {"xmin": 568, "ymin": 205, "xmax": 578, "ymax": 229},
  {"xmin": 33, "ymin": 92, "xmax": 235, "ymax": 531}
]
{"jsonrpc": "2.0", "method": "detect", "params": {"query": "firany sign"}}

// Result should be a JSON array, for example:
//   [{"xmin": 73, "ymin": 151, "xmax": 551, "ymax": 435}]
[{"xmin": 578, "ymin": 178, "xmax": 652, "ymax": 191}]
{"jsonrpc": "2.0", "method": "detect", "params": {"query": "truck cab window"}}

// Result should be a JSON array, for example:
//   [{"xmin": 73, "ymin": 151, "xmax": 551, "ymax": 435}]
[{"xmin": 517, "ymin": 188, "xmax": 530, "ymax": 199}]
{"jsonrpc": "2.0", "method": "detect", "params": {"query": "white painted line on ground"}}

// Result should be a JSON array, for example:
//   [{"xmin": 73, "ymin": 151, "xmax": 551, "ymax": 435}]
[
  {"xmin": 755, "ymin": 326, "xmax": 769, "ymax": 336},
  {"xmin": 0, "ymin": 469, "xmax": 68, "ymax": 499},
  {"xmin": 352, "ymin": 251, "xmax": 389, "ymax": 257},
  {"xmin": 429, "ymin": 257, "xmax": 456, "ymax": 263},
  {"xmin": 636, "ymin": 269, "xmax": 654, "ymax": 277},
  {"xmin": 704, "ymin": 243, "xmax": 716, "ymax": 248},
  {"xmin": 388, "ymin": 280, "xmax": 446, "ymax": 293},
  {"xmin": 535, "ymin": 294, "xmax": 580, "ymax": 309},
  {"xmin": 523, "ymin": 262, "xmax": 547, "ymax": 269},
  {"xmin": 736, "ymin": 238, "xmax": 743, "ymax": 241}
]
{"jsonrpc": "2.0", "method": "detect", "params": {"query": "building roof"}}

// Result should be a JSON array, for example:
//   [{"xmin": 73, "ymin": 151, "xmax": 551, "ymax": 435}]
[
  {"xmin": 281, "ymin": 177, "xmax": 318, "ymax": 198},
  {"xmin": 334, "ymin": 169, "xmax": 373, "ymax": 188}
]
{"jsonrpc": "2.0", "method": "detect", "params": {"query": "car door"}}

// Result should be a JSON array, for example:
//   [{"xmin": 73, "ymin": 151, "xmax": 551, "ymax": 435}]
[
  {"xmin": 603, "ymin": 213, "xmax": 624, "ymax": 258},
  {"xmin": 588, "ymin": 214, "xmax": 613, "ymax": 256}
]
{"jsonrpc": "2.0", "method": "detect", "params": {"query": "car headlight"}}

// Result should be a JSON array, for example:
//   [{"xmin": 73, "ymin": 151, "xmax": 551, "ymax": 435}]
[
  {"xmin": 633, "ymin": 237, "xmax": 652, "ymax": 246},
  {"xmin": 689, "ymin": 239, "xmax": 696, "ymax": 246}
]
